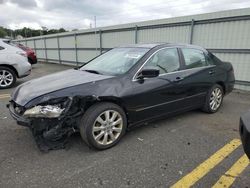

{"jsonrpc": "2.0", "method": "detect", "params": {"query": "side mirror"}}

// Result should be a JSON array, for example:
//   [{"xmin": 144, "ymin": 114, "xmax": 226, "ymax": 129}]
[{"xmin": 137, "ymin": 69, "xmax": 160, "ymax": 79}]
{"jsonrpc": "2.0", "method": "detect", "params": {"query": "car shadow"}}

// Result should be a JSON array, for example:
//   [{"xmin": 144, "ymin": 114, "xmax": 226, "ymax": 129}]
[
  {"xmin": 13, "ymin": 108, "xmax": 219, "ymax": 154},
  {"xmin": 66, "ymin": 109, "xmax": 206, "ymax": 153}
]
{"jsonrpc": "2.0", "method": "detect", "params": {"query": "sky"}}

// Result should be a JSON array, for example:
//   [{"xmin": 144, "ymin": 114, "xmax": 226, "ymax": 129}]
[{"xmin": 0, "ymin": 0, "xmax": 250, "ymax": 30}]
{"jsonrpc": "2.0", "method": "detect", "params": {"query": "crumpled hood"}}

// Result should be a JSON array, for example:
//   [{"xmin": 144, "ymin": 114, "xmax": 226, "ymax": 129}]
[{"xmin": 12, "ymin": 69, "xmax": 113, "ymax": 106}]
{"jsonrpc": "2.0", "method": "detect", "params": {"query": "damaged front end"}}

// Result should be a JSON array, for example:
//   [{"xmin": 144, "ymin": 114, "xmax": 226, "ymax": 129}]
[{"xmin": 8, "ymin": 97, "xmax": 84, "ymax": 152}]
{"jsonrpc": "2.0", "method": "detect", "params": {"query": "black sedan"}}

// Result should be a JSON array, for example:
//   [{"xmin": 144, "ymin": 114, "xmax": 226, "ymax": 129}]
[
  {"xmin": 8, "ymin": 43, "xmax": 235, "ymax": 151},
  {"xmin": 240, "ymin": 112, "xmax": 250, "ymax": 159}
]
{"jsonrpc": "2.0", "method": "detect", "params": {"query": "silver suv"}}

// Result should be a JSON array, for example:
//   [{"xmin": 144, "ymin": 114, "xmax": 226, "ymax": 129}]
[{"xmin": 0, "ymin": 39, "xmax": 31, "ymax": 89}]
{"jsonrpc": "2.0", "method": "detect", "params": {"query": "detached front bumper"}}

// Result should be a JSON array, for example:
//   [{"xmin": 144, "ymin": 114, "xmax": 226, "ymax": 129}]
[
  {"xmin": 239, "ymin": 111, "xmax": 250, "ymax": 159},
  {"xmin": 7, "ymin": 102, "xmax": 31, "ymax": 127},
  {"xmin": 7, "ymin": 100, "xmax": 77, "ymax": 152}
]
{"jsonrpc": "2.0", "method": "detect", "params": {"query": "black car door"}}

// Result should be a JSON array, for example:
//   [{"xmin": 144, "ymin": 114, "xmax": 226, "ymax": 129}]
[
  {"xmin": 177, "ymin": 47, "xmax": 217, "ymax": 106},
  {"xmin": 123, "ymin": 47, "xmax": 195, "ymax": 123}
]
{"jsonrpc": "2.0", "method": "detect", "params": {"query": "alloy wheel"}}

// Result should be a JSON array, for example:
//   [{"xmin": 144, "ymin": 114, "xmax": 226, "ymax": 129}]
[
  {"xmin": 92, "ymin": 110, "xmax": 123, "ymax": 145},
  {"xmin": 209, "ymin": 87, "xmax": 222, "ymax": 111},
  {"xmin": 0, "ymin": 70, "xmax": 14, "ymax": 87}
]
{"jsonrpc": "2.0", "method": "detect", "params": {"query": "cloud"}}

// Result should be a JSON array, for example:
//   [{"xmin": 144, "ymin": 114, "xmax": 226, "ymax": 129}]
[
  {"xmin": 0, "ymin": 0, "xmax": 250, "ymax": 30},
  {"xmin": 42, "ymin": 0, "xmax": 126, "ymax": 16},
  {"xmin": 10, "ymin": 0, "xmax": 37, "ymax": 8}
]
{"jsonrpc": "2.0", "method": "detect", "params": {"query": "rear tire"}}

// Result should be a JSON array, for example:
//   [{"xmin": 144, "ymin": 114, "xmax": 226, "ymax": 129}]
[
  {"xmin": 202, "ymin": 84, "xmax": 224, "ymax": 113},
  {"xmin": 79, "ymin": 102, "xmax": 127, "ymax": 150},
  {"xmin": 0, "ymin": 66, "xmax": 16, "ymax": 89}
]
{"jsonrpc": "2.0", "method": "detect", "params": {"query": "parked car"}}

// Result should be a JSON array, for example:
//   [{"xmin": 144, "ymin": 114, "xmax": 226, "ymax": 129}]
[
  {"xmin": 3, "ymin": 39, "xmax": 37, "ymax": 64},
  {"xmin": 8, "ymin": 43, "xmax": 235, "ymax": 151},
  {"xmin": 0, "ymin": 39, "xmax": 31, "ymax": 89},
  {"xmin": 240, "ymin": 111, "xmax": 250, "ymax": 159},
  {"xmin": 16, "ymin": 43, "xmax": 37, "ymax": 64}
]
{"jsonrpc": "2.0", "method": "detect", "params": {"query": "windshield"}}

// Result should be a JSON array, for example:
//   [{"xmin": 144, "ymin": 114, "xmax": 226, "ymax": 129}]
[{"xmin": 80, "ymin": 47, "xmax": 149, "ymax": 76}]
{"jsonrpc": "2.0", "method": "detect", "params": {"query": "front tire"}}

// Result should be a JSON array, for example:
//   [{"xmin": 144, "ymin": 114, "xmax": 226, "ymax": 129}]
[
  {"xmin": 0, "ymin": 67, "xmax": 16, "ymax": 89},
  {"xmin": 80, "ymin": 102, "xmax": 127, "ymax": 150},
  {"xmin": 202, "ymin": 84, "xmax": 224, "ymax": 113}
]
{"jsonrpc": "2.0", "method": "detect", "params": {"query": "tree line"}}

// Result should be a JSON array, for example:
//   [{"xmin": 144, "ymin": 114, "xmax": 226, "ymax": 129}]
[{"xmin": 0, "ymin": 26, "xmax": 67, "ymax": 38}]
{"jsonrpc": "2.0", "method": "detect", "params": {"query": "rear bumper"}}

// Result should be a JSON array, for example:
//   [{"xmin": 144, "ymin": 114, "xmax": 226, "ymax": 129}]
[
  {"xmin": 226, "ymin": 82, "xmax": 234, "ymax": 94},
  {"xmin": 19, "ymin": 68, "xmax": 31, "ymax": 78},
  {"xmin": 15, "ymin": 61, "xmax": 32, "ymax": 78},
  {"xmin": 28, "ymin": 55, "xmax": 37, "ymax": 64},
  {"xmin": 224, "ymin": 78, "xmax": 235, "ymax": 95},
  {"xmin": 239, "ymin": 111, "xmax": 250, "ymax": 159}
]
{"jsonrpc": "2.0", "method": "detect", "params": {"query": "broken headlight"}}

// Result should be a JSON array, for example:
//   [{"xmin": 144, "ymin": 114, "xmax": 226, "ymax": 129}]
[
  {"xmin": 23, "ymin": 105, "xmax": 64, "ymax": 118},
  {"xmin": 23, "ymin": 97, "xmax": 72, "ymax": 118}
]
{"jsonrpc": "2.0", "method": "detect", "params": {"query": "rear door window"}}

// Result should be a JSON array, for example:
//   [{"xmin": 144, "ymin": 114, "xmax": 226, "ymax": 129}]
[{"xmin": 181, "ymin": 48, "xmax": 208, "ymax": 69}]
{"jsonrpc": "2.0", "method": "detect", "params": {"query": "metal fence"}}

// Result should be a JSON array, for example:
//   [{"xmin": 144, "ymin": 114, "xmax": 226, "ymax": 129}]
[{"xmin": 17, "ymin": 8, "xmax": 250, "ymax": 90}]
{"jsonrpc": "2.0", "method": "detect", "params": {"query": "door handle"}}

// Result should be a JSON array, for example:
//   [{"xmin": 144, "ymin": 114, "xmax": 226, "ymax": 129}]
[
  {"xmin": 209, "ymin": 70, "xmax": 216, "ymax": 75},
  {"xmin": 172, "ymin": 76, "xmax": 183, "ymax": 82}
]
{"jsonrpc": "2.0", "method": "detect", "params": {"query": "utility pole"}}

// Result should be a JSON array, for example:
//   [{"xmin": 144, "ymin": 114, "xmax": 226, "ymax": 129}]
[
  {"xmin": 24, "ymin": 28, "xmax": 27, "ymax": 38},
  {"xmin": 94, "ymin": 16, "xmax": 97, "ymax": 54},
  {"xmin": 11, "ymin": 30, "xmax": 13, "ymax": 39},
  {"xmin": 13, "ymin": 25, "xmax": 17, "ymax": 39}
]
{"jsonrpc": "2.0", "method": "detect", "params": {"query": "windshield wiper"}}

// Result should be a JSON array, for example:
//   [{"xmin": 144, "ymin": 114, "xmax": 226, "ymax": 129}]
[{"xmin": 83, "ymin": 69, "xmax": 102, "ymax": 75}]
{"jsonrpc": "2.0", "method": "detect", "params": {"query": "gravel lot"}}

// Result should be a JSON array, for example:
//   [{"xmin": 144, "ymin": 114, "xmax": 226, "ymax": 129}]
[{"xmin": 0, "ymin": 62, "xmax": 249, "ymax": 187}]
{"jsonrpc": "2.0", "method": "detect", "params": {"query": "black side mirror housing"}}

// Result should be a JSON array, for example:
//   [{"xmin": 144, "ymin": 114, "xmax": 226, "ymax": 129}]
[
  {"xmin": 137, "ymin": 69, "xmax": 160, "ymax": 79},
  {"xmin": 240, "ymin": 112, "xmax": 250, "ymax": 159}
]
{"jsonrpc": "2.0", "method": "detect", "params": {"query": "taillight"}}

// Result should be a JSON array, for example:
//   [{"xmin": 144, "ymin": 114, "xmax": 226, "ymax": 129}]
[{"xmin": 16, "ymin": 51, "xmax": 27, "ymax": 57}]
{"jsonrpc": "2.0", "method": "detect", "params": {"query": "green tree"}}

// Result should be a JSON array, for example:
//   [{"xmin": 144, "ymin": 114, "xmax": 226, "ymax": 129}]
[
  {"xmin": 0, "ymin": 27, "xmax": 7, "ymax": 38},
  {"xmin": 0, "ymin": 26, "xmax": 68, "ymax": 38},
  {"xmin": 59, "ymin": 28, "xmax": 66, "ymax": 33}
]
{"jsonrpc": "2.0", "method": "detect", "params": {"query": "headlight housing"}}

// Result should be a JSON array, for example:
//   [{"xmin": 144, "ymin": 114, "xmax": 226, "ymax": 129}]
[
  {"xmin": 23, "ymin": 97, "xmax": 72, "ymax": 118},
  {"xmin": 24, "ymin": 105, "xmax": 64, "ymax": 118}
]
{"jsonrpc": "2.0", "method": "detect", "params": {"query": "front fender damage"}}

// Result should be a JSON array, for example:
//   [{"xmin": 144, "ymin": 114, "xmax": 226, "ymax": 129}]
[{"xmin": 27, "ymin": 95, "xmax": 100, "ymax": 152}]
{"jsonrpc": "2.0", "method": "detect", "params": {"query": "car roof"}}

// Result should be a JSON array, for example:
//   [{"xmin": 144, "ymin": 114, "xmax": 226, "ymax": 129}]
[
  {"xmin": 0, "ymin": 39, "xmax": 23, "ymax": 52},
  {"xmin": 118, "ymin": 43, "xmax": 206, "ymax": 51},
  {"xmin": 119, "ymin": 43, "xmax": 165, "ymax": 48}
]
